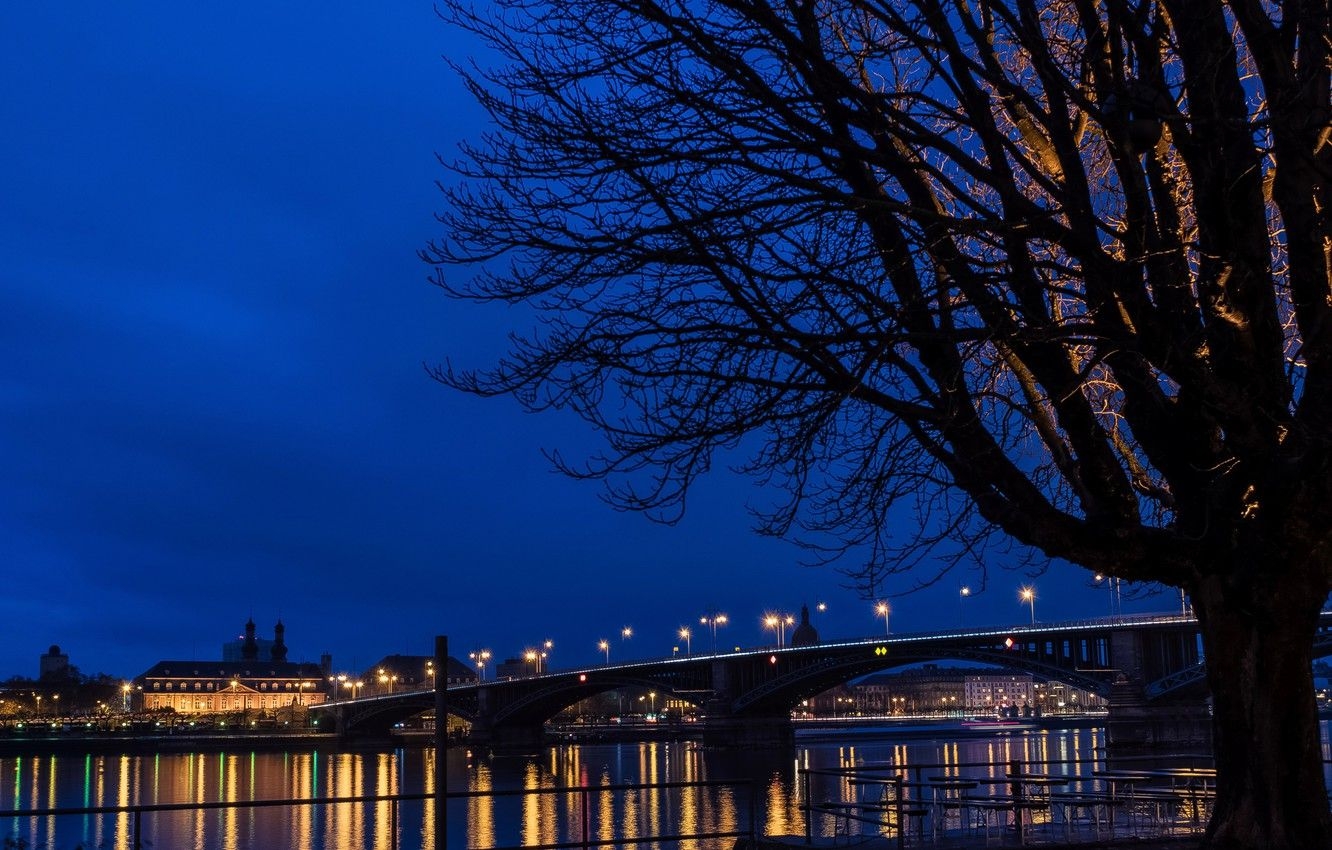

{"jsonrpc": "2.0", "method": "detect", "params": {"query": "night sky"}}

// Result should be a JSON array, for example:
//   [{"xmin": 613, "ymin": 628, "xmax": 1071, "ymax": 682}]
[{"xmin": 2, "ymin": 4, "xmax": 1147, "ymax": 683}]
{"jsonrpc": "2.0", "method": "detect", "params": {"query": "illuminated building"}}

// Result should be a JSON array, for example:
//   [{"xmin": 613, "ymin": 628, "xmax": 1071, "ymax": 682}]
[{"xmin": 135, "ymin": 618, "xmax": 327, "ymax": 713}]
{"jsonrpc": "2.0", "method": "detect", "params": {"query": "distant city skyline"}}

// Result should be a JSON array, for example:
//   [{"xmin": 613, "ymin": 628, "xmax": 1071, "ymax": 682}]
[{"xmin": 1, "ymin": 4, "xmax": 1166, "ymax": 684}]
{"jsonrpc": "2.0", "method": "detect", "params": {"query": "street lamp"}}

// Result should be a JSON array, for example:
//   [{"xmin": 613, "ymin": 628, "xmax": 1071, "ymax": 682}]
[
  {"xmin": 469, "ymin": 649, "xmax": 492, "ymax": 681},
  {"xmin": 1020, "ymin": 586, "xmax": 1036, "ymax": 623},
  {"xmin": 598, "ymin": 639, "xmax": 610, "ymax": 665},
  {"xmin": 121, "ymin": 682, "xmax": 132, "ymax": 712},
  {"xmin": 678, "ymin": 627, "xmax": 692, "ymax": 656},
  {"xmin": 699, "ymin": 612, "xmax": 728, "ymax": 653},
  {"xmin": 1093, "ymin": 574, "xmax": 1122, "ymax": 617},
  {"xmin": 426, "ymin": 660, "xmax": 436, "ymax": 689},
  {"xmin": 875, "ymin": 600, "xmax": 891, "ymax": 636},
  {"xmin": 524, "ymin": 649, "xmax": 541, "ymax": 675},
  {"xmin": 763, "ymin": 613, "xmax": 794, "ymax": 647},
  {"xmin": 958, "ymin": 586, "xmax": 971, "ymax": 626}
]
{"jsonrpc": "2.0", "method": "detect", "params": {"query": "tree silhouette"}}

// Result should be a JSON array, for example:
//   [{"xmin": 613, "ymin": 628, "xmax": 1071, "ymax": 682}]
[{"xmin": 424, "ymin": 1, "xmax": 1332, "ymax": 845}]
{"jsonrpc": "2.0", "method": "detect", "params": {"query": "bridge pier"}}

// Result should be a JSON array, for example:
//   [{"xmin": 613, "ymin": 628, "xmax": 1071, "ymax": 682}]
[
  {"xmin": 1106, "ymin": 674, "xmax": 1212, "ymax": 753},
  {"xmin": 1104, "ymin": 628, "xmax": 1212, "ymax": 753}
]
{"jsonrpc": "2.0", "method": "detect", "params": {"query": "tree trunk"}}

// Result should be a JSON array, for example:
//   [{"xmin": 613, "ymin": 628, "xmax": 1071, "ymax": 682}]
[{"xmin": 1193, "ymin": 575, "xmax": 1331, "ymax": 849}]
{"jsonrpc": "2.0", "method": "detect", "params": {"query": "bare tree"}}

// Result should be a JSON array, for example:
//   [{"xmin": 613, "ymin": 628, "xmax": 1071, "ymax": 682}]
[{"xmin": 424, "ymin": 1, "xmax": 1332, "ymax": 845}]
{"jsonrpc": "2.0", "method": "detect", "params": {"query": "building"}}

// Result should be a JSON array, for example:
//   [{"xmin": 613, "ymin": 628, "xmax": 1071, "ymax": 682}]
[
  {"xmin": 38, "ymin": 645, "xmax": 70, "ymax": 681},
  {"xmin": 361, "ymin": 654, "xmax": 476, "ymax": 695},
  {"xmin": 964, "ymin": 672, "xmax": 1035, "ymax": 715},
  {"xmin": 135, "ymin": 619, "xmax": 327, "ymax": 714},
  {"xmin": 789, "ymin": 604, "xmax": 820, "ymax": 647}
]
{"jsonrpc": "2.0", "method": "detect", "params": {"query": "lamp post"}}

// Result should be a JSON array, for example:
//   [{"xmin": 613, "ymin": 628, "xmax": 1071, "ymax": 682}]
[
  {"xmin": 469, "ymin": 649, "xmax": 492, "ymax": 681},
  {"xmin": 699, "ymin": 612, "xmax": 728, "ymax": 653},
  {"xmin": 426, "ymin": 660, "xmax": 436, "ymax": 689},
  {"xmin": 1094, "ymin": 574, "xmax": 1122, "ymax": 617},
  {"xmin": 678, "ymin": 627, "xmax": 692, "ymax": 656},
  {"xmin": 598, "ymin": 639, "xmax": 610, "ymax": 665},
  {"xmin": 958, "ymin": 586, "xmax": 971, "ymax": 626},
  {"xmin": 763, "ymin": 614, "xmax": 782, "ymax": 647},
  {"xmin": 1020, "ymin": 586, "xmax": 1037, "ymax": 624},
  {"xmin": 875, "ymin": 600, "xmax": 891, "ymax": 636},
  {"xmin": 122, "ymin": 682, "xmax": 132, "ymax": 712}
]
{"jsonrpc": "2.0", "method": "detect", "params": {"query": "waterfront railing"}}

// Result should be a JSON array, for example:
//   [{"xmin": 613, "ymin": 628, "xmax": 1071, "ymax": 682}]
[
  {"xmin": 0, "ymin": 777, "xmax": 757, "ymax": 850},
  {"xmin": 801, "ymin": 755, "xmax": 1332, "ymax": 847}
]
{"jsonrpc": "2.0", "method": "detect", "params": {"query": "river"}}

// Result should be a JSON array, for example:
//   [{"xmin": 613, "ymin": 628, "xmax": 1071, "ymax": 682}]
[{"xmin": 3, "ymin": 721, "xmax": 1329, "ymax": 849}]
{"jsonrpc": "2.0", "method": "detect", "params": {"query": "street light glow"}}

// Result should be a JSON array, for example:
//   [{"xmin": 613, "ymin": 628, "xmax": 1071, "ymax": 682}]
[{"xmin": 1020, "ymin": 586, "xmax": 1037, "ymax": 623}]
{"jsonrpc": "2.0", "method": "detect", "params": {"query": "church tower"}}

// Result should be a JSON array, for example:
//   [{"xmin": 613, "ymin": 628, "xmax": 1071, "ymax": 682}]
[
  {"xmin": 242, "ymin": 617, "xmax": 259, "ymax": 660},
  {"xmin": 271, "ymin": 620, "xmax": 288, "ymax": 661}
]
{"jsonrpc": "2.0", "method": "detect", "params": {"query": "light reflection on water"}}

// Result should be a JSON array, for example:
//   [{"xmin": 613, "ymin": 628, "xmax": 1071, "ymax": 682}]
[{"xmin": 0, "ymin": 722, "xmax": 1327, "ymax": 849}]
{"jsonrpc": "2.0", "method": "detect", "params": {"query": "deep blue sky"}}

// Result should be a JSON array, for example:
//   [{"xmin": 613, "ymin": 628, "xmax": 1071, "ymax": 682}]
[{"xmin": 0, "ymin": 4, "xmax": 1152, "ymax": 683}]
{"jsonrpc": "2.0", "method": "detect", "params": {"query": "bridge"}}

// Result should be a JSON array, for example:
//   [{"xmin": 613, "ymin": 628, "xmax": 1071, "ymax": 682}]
[{"xmin": 313, "ymin": 611, "xmax": 1332, "ymax": 750}]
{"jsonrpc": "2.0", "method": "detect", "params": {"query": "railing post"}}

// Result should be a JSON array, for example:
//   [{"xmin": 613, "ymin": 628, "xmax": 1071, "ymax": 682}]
[
  {"xmin": 582, "ymin": 786, "xmax": 590, "ymax": 849},
  {"xmin": 1009, "ymin": 758, "xmax": 1024, "ymax": 846},
  {"xmin": 894, "ymin": 775, "xmax": 905, "ymax": 850},
  {"xmin": 434, "ymin": 635, "xmax": 448, "ymax": 850},
  {"xmin": 751, "ymin": 779, "xmax": 759, "ymax": 848},
  {"xmin": 803, "ymin": 770, "xmax": 812, "ymax": 844},
  {"xmin": 391, "ymin": 797, "xmax": 399, "ymax": 850}
]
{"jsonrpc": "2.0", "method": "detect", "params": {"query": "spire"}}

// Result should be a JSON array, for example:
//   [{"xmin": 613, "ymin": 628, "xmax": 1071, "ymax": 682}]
[
  {"xmin": 242, "ymin": 617, "xmax": 259, "ymax": 660},
  {"xmin": 271, "ymin": 620, "xmax": 288, "ymax": 662}
]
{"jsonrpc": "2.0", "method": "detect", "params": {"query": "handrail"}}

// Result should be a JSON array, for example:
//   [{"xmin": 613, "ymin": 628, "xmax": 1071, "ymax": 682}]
[{"xmin": 0, "ymin": 777, "xmax": 757, "ymax": 850}]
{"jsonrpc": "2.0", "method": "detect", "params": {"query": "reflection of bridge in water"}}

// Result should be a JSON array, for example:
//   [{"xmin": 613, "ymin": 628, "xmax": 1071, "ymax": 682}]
[{"xmin": 314, "ymin": 611, "xmax": 1332, "ymax": 749}]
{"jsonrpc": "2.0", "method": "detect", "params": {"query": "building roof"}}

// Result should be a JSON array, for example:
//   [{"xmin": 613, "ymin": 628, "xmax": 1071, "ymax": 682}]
[{"xmin": 136, "ymin": 660, "xmax": 325, "ymax": 681}]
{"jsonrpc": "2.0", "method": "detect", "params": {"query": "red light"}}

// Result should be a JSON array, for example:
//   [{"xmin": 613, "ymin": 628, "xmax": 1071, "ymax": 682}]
[
  {"xmin": 770, "ymin": 655, "xmax": 777, "ymax": 664},
  {"xmin": 579, "ymin": 673, "xmax": 587, "ymax": 682},
  {"xmin": 1004, "ymin": 637, "xmax": 1015, "ymax": 649}
]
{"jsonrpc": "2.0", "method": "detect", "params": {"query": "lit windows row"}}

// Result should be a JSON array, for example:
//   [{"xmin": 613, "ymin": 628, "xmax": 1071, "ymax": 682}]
[{"xmin": 149, "ymin": 680, "xmax": 317, "ymax": 692}]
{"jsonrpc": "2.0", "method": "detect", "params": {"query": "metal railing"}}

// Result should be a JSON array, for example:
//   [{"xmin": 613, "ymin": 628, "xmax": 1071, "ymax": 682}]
[
  {"xmin": 0, "ymin": 777, "xmax": 757, "ymax": 850},
  {"xmin": 800, "ymin": 754, "xmax": 1332, "ymax": 847}
]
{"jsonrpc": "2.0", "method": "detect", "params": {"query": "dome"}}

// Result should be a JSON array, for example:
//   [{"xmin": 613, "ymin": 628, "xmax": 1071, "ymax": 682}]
[
  {"xmin": 789, "ymin": 605, "xmax": 820, "ymax": 647},
  {"xmin": 47, "ymin": 644, "xmax": 61, "ymax": 655}
]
